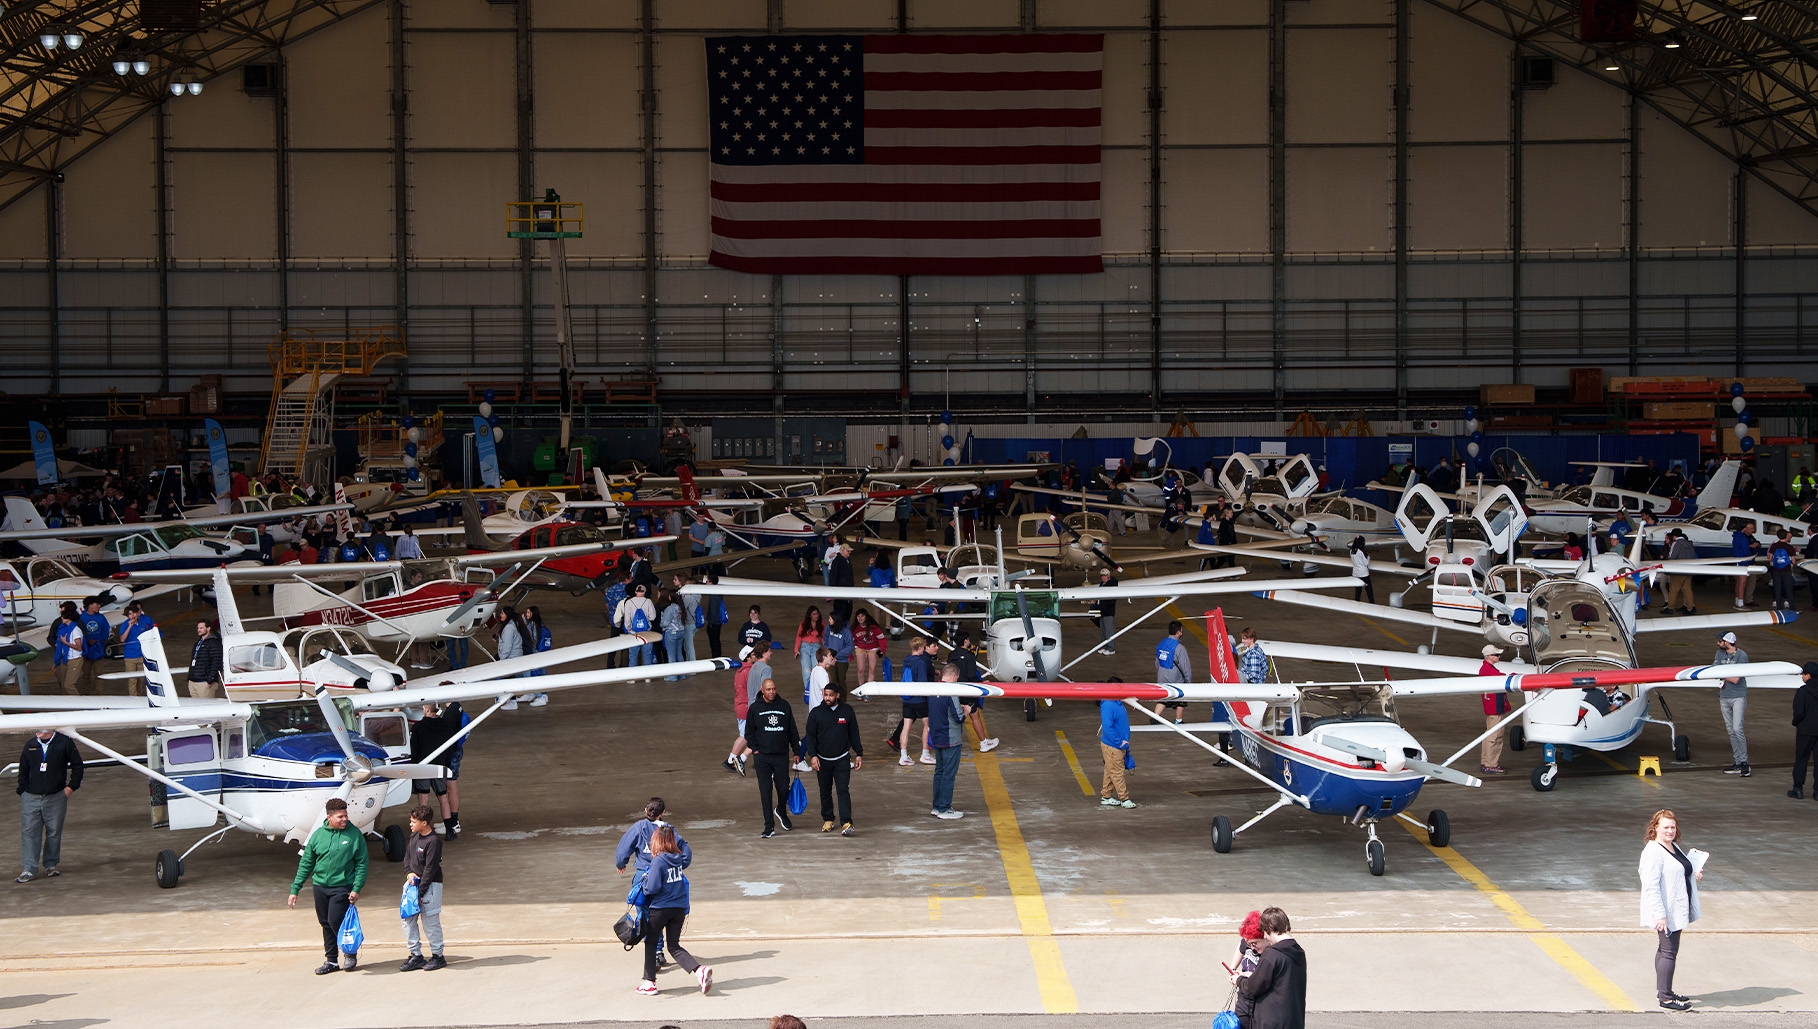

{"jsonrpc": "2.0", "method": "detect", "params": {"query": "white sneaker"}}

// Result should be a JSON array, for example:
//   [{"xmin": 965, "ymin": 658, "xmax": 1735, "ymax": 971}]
[
  {"xmin": 697, "ymin": 965, "xmax": 713, "ymax": 994},
  {"xmin": 1101, "ymin": 797, "xmax": 1121, "ymax": 806},
  {"xmin": 899, "ymin": 755, "xmax": 914, "ymax": 766},
  {"xmin": 930, "ymin": 808, "xmax": 942, "ymax": 816},
  {"xmin": 919, "ymin": 752, "xmax": 936, "ymax": 765},
  {"xmin": 1120, "ymin": 799, "xmax": 1138, "ymax": 809},
  {"xmin": 979, "ymin": 738, "xmax": 999, "ymax": 753},
  {"xmin": 793, "ymin": 760, "xmax": 811, "ymax": 772},
  {"xmin": 529, "ymin": 693, "xmax": 549, "ymax": 707},
  {"xmin": 934, "ymin": 809, "xmax": 964, "ymax": 819},
  {"xmin": 502, "ymin": 699, "xmax": 519, "ymax": 711}
]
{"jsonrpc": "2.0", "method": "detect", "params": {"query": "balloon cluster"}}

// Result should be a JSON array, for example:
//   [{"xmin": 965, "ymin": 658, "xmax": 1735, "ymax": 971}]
[
  {"xmin": 479, "ymin": 388, "xmax": 505, "ymax": 444},
  {"xmin": 401, "ymin": 415, "xmax": 422, "ymax": 482},
  {"xmin": 1463, "ymin": 405, "xmax": 1482, "ymax": 460},
  {"xmin": 939, "ymin": 409, "xmax": 960, "ymax": 466},
  {"xmin": 1731, "ymin": 382, "xmax": 1755, "ymax": 453}
]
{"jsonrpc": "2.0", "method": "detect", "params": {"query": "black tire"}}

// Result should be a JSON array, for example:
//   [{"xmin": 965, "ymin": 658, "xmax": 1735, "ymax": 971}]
[
  {"xmin": 154, "ymin": 849, "xmax": 181, "ymax": 889},
  {"xmin": 1211, "ymin": 815, "xmax": 1233, "ymax": 853},
  {"xmin": 382, "ymin": 824, "xmax": 407, "ymax": 862},
  {"xmin": 1509, "ymin": 726, "xmax": 1525, "ymax": 751},
  {"xmin": 1024, "ymin": 699, "xmax": 1038, "ymax": 722},
  {"xmin": 1427, "ymin": 809, "xmax": 1451, "ymax": 848},
  {"xmin": 1531, "ymin": 763, "xmax": 1558, "ymax": 792},
  {"xmin": 1365, "ymin": 838, "xmax": 1386, "ymax": 876},
  {"xmin": 1674, "ymin": 734, "xmax": 1691, "ymax": 762}
]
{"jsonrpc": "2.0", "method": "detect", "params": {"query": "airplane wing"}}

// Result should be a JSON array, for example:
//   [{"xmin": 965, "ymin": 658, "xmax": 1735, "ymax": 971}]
[
  {"xmin": 1633, "ymin": 610, "xmax": 1799, "ymax": 633},
  {"xmin": 350, "ymin": 657, "xmax": 738, "ymax": 711},
  {"xmin": 0, "ymin": 695, "xmax": 181, "ymax": 712},
  {"xmin": 1381, "ymin": 661, "xmax": 1804, "ymax": 697},
  {"xmin": 182, "ymin": 503, "xmax": 356, "ymax": 529},
  {"xmin": 110, "ymin": 561, "xmax": 404, "ymax": 582},
  {"xmin": 0, "ymin": 701, "xmax": 248, "ymax": 734},
  {"xmin": 680, "ymin": 581, "xmax": 994, "ymax": 604},
  {"xmin": 449, "ymin": 539, "xmax": 669, "ymax": 567},
  {"xmin": 1250, "ymin": 588, "xmax": 1478, "ymax": 633},
  {"xmin": 654, "ymin": 542, "xmax": 805, "ymax": 574},
  {"xmin": 1260, "ymin": 639, "xmax": 1538, "ymax": 675},
  {"xmin": 1190, "ymin": 543, "xmax": 1418, "ymax": 578},
  {"xmin": 850, "ymin": 679, "xmax": 1299, "ymax": 702},
  {"xmin": 393, "ymin": 632, "xmax": 660, "ymax": 688},
  {"xmin": 1053, "ymin": 576, "xmax": 1361, "ymax": 602},
  {"xmin": 0, "ymin": 506, "xmax": 358, "ymax": 542}
]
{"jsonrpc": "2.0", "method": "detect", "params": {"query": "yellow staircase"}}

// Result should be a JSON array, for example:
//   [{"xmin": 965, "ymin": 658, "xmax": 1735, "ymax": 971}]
[{"xmin": 260, "ymin": 327, "xmax": 407, "ymax": 480}]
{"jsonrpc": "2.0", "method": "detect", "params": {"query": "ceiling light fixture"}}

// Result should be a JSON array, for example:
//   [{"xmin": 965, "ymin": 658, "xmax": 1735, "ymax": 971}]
[
  {"xmin": 133, "ymin": 59, "xmax": 151, "ymax": 75},
  {"xmin": 62, "ymin": 30, "xmax": 83, "ymax": 49},
  {"xmin": 187, "ymin": 81, "xmax": 202, "ymax": 95},
  {"xmin": 1663, "ymin": 30, "xmax": 1684, "ymax": 49},
  {"xmin": 169, "ymin": 81, "xmax": 185, "ymax": 96},
  {"xmin": 1605, "ymin": 58, "xmax": 1621, "ymax": 71},
  {"xmin": 40, "ymin": 29, "xmax": 61, "ymax": 50}
]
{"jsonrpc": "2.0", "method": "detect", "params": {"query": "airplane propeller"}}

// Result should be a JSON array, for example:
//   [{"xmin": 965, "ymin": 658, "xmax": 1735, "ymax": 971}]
[
  {"xmin": 320, "ymin": 651, "xmax": 401, "ymax": 693},
  {"xmin": 311, "ymin": 684, "xmax": 443, "ymax": 786},
  {"xmin": 1052, "ymin": 515, "xmax": 1120, "ymax": 573},
  {"xmin": 1014, "ymin": 589, "xmax": 1051, "ymax": 682},
  {"xmin": 442, "ymin": 563, "xmax": 519, "ymax": 627}
]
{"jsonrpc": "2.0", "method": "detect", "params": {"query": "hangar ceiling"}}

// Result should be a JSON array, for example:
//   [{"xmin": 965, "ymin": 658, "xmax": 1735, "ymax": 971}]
[
  {"xmin": 1425, "ymin": 0, "xmax": 1818, "ymax": 221},
  {"xmin": 0, "ymin": 0, "xmax": 379, "ymax": 211}
]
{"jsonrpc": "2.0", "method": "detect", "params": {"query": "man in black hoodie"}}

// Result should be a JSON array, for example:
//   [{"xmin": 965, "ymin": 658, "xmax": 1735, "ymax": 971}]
[
  {"xmin": 802, "ymin": 684, "xmax": 863, "ymax": 836},
  {"xmin": 1790, "ymin": 662, "xmax": 1818, "ymax": 799},
  {"xmin": 748, "ymin": 678, "xmax": 801, "ymax": 837},
  {"xmin": 1234, "ymin": 906, "xmax": 1306, "ymax": 1029}
]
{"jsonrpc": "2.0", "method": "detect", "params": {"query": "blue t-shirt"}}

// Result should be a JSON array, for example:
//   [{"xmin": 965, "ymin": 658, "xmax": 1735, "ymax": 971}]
[{"xmin": 78, "ymin": 612, "xmax": 109, "ymax": 660}]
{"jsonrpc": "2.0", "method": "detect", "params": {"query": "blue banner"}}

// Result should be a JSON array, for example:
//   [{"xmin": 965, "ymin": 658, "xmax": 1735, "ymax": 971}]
[
  {"xmin": 204, "ymin": 419, "xmax": 231, "ymax": 500},
  {"xmin": 27, "ymin": 421, "xmax": 56, "ymax": 485},
  {"xmin": 473, "ymin": 416, "xmax": 501, "ymax": 488}
]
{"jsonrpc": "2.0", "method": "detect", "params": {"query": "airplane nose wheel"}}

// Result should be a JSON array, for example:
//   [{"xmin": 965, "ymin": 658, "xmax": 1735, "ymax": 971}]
[
  {"xmin": 154, "ymin": 848, "xmax": 182, "ymax": 889},
  {"xmin": 1531, "ymin": 763, "xmax": 1558, "ymax": 792},
  {"xmin": 1364, "ymin": 831, "xmax": 1386, "ymax": 877},
  {"xmin": 1024, "ymin": 699, "xmax": 1038, "ymax": 722},
  {"xmin": 1673, "ymin": 734, "xmax": 1690, "ymax": 763},
  {"xmin": 381, "ymin": 824, "xmax": 408, "ymax": 862}
]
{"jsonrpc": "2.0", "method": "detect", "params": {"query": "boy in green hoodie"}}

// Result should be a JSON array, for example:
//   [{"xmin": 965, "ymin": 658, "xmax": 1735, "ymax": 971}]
[{"xmin": 288, "ymin": 797, "xmax": 369, "ymax": 974}]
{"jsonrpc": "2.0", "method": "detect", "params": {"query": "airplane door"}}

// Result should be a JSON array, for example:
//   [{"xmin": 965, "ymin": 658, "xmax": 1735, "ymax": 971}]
[
  {"xmin": 1393, "ymin": 484, "xmax": 1448, "ymax": 550},
  {"xmin": 1277, "ymin": 455, "xmax": 1318, "ymax": 500},
  {"xmin": 1218, "ymin": 455, "xmax": 1259, "ymax": 501},
  {"xmin": 158, "ymin": 729, "xmax": 222, "ymax": 831},
  {"xmin": 1472, "ymin": 485, "xmax": 1530, "ymax": 556}
]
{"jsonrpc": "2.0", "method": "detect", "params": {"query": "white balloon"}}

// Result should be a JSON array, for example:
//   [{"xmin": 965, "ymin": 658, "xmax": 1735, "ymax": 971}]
[
  {"xmin": 1467, "ymin": 442, "xmax": 1480, "ymax": 457},
  {"xmin": 1732, "ymin": 396, "xmax": 1747, "ymax": 414},
  {"xmin": 1735, "ymin": 422, "xmax": 1752, "ymax": 438},
  {"xmin": 406, "ymin": 427, "xmax": 421, "ymax": 443},
  {"xmin": 479, "ymin": 402, "xmax": 493, "ymax": 418},
  {"xmin": 1464, "ymin": 419, "xmax": 1479, "ymax": 435},
  {"xmin": 948, "ymin": 447, "xmax": 962, "ymax": 461},
  {"xmin": 492, "ymin": 426, "xmax": 505, "ymax": 442},
  {"xmin": 402, "ymin": 454, "xmax": 417, "ymax": 469}
]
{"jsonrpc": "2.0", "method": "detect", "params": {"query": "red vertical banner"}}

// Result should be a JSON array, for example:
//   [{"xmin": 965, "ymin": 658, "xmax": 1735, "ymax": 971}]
[{"xmin": 1581, "ymin": 0, "xmax": 1638, "ymax": 44}]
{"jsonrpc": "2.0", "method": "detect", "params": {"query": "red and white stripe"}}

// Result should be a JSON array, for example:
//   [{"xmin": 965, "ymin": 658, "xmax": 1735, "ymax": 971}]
[{"xmin": 709, "ymin": 34, "xmax": 1103, "ymax": 275}]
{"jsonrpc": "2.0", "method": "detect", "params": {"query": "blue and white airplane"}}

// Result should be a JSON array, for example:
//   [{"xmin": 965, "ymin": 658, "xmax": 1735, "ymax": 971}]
[{"xmin": 1, "ymin": 495, "xmax": 352, "ymax": 572}]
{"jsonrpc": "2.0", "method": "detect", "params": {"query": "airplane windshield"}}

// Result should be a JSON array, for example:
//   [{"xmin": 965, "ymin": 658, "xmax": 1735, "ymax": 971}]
[
  {"xmin": 554, "ymin": 524, "xmax": 606, "ymax": 546},
  {"xmin": 246, "ymin": 699, "xmax": 355, "ymax": 755},
  {"xmin": 1300, "ymin": 685, "xmax": 1397, "ymax": 730},
  {"xmin": 152, "ymin": 525, "xmax": 204, "ymax": 547},
  {"xmin": 989, "ymin": 590, "xmax": 1058, "ymax": 622},
  {"xmin": 1555, "ymin": 487, "xmax": 1593, "ymax": 506},
  {"xmin": 1689, "ymin": 509, "xmax": 1729, "ymax": 530}
]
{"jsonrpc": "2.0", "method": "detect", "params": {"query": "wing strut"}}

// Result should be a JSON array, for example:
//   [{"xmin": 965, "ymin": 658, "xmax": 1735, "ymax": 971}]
[
  {"xmin": 1122, "ymin": 700, "xmax": 1310, "ymax": 808},
  {"xmin": 61, "ymin": 729, "xmax": 273, "ymax": 834},
  {"xmin": 1057, "ymin": 594, "xmax": 1180, "ymax": 675}
]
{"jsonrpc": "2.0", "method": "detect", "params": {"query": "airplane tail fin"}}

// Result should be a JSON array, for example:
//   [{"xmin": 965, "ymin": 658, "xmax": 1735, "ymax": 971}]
[
  {"xmin": 593, "ymin": 466, "xmax": 610, "ymax": 501},
  {"xmin": 1205, "ymin": 608, "xmax": 1236, "ymax": 684},
  {"xmin": 332, "ymin": 483, "xmax": 354, "ymax": 538},
  {"xmin": 677, "ymin": 464, "xmax": 701, "ymax": 506},
  {"xmin": 213, "ymin": 568, "xmax": 243, "ymax": 635},
  {"xmin": 3, "ymin": 496, "xmax": 49, "ymax": 534},
  {"xmin": 1696, "ymin": 459, "xmax": 1740, "ymax": 511},
  {"xmin": 460, "ymin": 492, "xmax": 502, "ymax": 552},
  {"xmin": 137, "ymin": 627, "xmax": 182, "ymax": 707}
]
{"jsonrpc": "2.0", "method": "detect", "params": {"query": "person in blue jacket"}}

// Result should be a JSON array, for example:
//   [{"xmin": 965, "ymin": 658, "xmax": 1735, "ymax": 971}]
[
  {"xmin": 615, "ymin": 798, "xmax": 691, "ymax": 968},
  {"xmin": 1098, "ymin": 693, "xmax": 1135, "ymax": 808},
  {"xmin": 76, "ymin": 599, "xmax": 110, "ymax": 695},
  {"xmin": 927, "ymin": 665, "xmax": 968, "ymax": 819},
  {"xmin": 117, "ymin": 601, "xmax": 155, "ymax": 697},
  {"xmin": 637, "ymin": 825, "xmax": 712, "ymax": 996}
]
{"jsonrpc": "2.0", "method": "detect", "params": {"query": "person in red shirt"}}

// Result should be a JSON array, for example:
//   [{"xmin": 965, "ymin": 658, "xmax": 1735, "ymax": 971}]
[
  {"xmin": 850, "ymin": 610, "xmax": 888, "ymax": 688},
  {"xmin": 1479, "ymin": 644, "xmax": 1510, "ymax": 774}
]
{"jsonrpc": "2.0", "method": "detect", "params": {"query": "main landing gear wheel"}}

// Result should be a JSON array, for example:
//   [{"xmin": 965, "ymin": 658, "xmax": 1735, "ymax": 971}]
[
  {"xmin": 1210, "ymin": 815, "xmax": 1234, "ymax": 853},
  {"xmin": 1024, "ymin": 699, "xmax": 1038, "ymax": 722},
  {"xmin": 1531, "ymin": 764, "xmax": 1558, "ymax": 792},
  {"xmin": 1674, "ymin": 735, "xmax": 1691, "ymax": 763},
  {"xmin": 382, "ymin": 824, "xmax": 407, "ymax": 862},
  {"xmin": 1508, "ymin": 727, "xmax": 1525, "ymax": 751},
  {"xmin": 1426, "ymin": 809, "xmax": 1451, "ymax": 849},
  {"xmin": 1365, "ymin": 838, "xmax": 1386, "ymax": 876},
  {"xmin": 154, "ymin": 849, "xmax": 182, "ymax": 889}
]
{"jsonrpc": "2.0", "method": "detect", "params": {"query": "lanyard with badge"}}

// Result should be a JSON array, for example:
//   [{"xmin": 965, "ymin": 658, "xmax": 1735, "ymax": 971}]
[{"xmin": 38, "ymin": 739, "xmax": 51, "ymax": 774}]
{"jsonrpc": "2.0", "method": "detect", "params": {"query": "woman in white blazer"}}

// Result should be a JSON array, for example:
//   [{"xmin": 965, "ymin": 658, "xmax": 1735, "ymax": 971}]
[{"xmin": 1638, "ymin": 809, "xmax": 1703, "ymax": 1010}]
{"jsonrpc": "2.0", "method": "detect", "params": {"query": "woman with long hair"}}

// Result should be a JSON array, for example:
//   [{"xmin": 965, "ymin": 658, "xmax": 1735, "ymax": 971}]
[
  {"xmin": 850, "ymin": 609, "xmax": 887, "ymax": 688},
  {"xmin": 638, "ymin": 825, "xmax": 712, "ymax": 996},
  {"xmin": 794, "ymin": 606, "xmax": 825, "ymax": 698},
  {"xmin": 659, "ymin": 589, "xmax": 688, "ymax": 681},
  {"xmin": 521, "ymin": 605, "xmax": 552, "ymax": 706},
  {"xmin": 1639, "ymin": 809, "xmax": 1703, "ymax": 1010}
]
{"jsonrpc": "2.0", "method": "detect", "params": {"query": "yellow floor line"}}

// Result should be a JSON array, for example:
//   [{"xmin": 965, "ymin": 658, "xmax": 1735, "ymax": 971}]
[
  {"xmin": 1054, "ymin": 730, "xmax": 1095, "ymax": 797},
  {"xmin": 1396, "ymin": 821, "xmax": 1641, "ymax": 1011},
  {"xmin": 1764, "ymin": 624, "xmax": 1812, "ymax": 646},
  {"xmin": 1358, "ymin": 615, "xmax": 1411, "ymax": 647},
  {"xmin": 969, "ymin": 726, "xmax": 1079, "ymax": 1014}
]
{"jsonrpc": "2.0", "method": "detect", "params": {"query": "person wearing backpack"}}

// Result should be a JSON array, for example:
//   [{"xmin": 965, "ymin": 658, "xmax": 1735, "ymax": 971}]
[
  {"xmin": 601, "ymin": 573, "xmax": 630, "ymax": 668},
  {"xmin": 614, "ymin": 584, "xmax": 657, "ymax": 667},
  {"xmin": 1768, "ymin": 529, "xmax": 1797, "ymax": 611},
  {"xmin": 1150, "ymin": 621, "xmax": 1193, "ymax": 725},
  {"xmin": 615, "ymin": 798, "xmax": 691, "ymax": 972},
  {"xmin": 637, "ymin": 825, "xmax": 712, "ymax": 996},
  {"xmin": 889, "ymin": 637, "xmax": 935, "ymax": 766}
]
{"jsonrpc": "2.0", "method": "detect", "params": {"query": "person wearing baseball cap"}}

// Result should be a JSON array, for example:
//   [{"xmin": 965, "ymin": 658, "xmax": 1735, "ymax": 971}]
[
  {"xmin": 1714, "ymin": 632, "xmax": 1751, "ymax": 777},
  {"xmin": 1479, "ymin": 644, "xmax": 1510, "ymax": 774}
]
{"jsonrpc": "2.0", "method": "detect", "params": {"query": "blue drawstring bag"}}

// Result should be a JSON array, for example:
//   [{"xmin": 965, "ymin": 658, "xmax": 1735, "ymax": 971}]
[
  {"xmin": 880, "ymin": 656, "xmax": 893, "ymax": 682},
  {"xmin": 788, "ymin": 775, "xmax": 808, "ymax": 816},
  {"xmin": 337, "ymin": 904, "xmax": 364, "ymax": 956},
  {"xmin": 695, "ymin": 604, "xmax": 705, "ymax": 628},
  {"xmin": 1213, "ymin": 1012, "xmax": 1240, "ymax": 1029},
  {"xmin": 400, "ymin": 881, "xmax": 420, "ymax": 919},
  {"xmin": 1123, "ymin": 747, "xmax": 1135, "ymax": 771},
  {"xmin": 625, "ymin": 881, "xmax": 647, "ymax": 907}
]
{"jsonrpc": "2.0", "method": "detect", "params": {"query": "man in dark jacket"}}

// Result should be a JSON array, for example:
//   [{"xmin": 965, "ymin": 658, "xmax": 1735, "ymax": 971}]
[
  {"xmin": 927, "ymin": 666, "xmax": 967, "ymax": 820},
  {"xmin": 16, "ymin": 729, "xmax": 82, "ymax": 883},
  {"xmin": 747, "ymin": 677, "xmax": 801, "ymax": 837},
  {"xmin": 1234, "ymin": 906, "xmax": 1307, "ymax": 1029},
  {"xmin": 188, "ymin": 619, "xmax": 225, "ymax": 698},
  {"xmin": 1790, "ymin": 662, "xmax": 1818, "ymax": 799},
  {"xmin": 829, "ymin": 544, "xmax": 856, "ymax": 624},
  {"xmin": 802, "ymin": 684, "xmax": 863, "ymax": 836},
  {"xmin": 410, "ymin": 704, "xmax": 461, "ymax": 843}
]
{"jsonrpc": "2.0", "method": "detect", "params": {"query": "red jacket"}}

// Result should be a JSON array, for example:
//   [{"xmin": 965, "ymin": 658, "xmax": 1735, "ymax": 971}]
[
  {"xmin": 852, "ymin": 624, "xmax": 888, "ymax": 653},
  {"xmin": 1480, "ymin": 659, "xmax": 1509, "ymax": 715},
  {"xmin": 734, "ymin": 663, "xmax": 754, "ymax": 719}
]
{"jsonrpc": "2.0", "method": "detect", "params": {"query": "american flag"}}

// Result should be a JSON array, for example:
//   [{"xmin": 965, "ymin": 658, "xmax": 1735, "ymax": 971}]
[{"xmin": 705, "ymin": 34, "xmax": 1104, "ymax": 275}]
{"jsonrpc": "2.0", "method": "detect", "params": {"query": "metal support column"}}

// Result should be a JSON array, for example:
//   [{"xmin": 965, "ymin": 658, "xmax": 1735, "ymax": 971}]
[
  {"xmin": 1508, "ymin": 58, "xmax": 1524, "ymax": 385},
  {"xmin": 896, "ymin": 0, "xmax": 910, "ymax": 418},
  {"xmin": 1734, "ymin": 162, "xmax": 1747, "ymax": 376},
  {"xmin": 1147, "ymin": 0, "xmax": 1163, "ymax": 409},
  {"xmin": 390, "ymin": 0, "xmax": 410, "ymax": 386},
  {"xmin": 1024, "ymin": 273, "xmax": 1037, "ymax": 422},
  {"xmin": 1626, "ymin": 89, "xmax": 1640, "ymax": 375},
  {"xmin": 1268, "ymin": 0, "xmax": 1287, "ymax": 406},
  {"xmin": 515, "ymin": 0, "xmax": 536, "ymax": 383},
  {"xmin": 275, "ymin": 50, "xmax": 292, "ymax": 333},
  {"xmin": 155, "ymin": 100, "xmax": 172, "ymax": 393},
  {"xmin": 1392, "ymin": 0, "xmax": 1409, "ymax": 414},
  {"xmin": 46, "ymin": 176, "xmax": 61, "ymax": 396},
  {"xmin": 641, "ymin": 0, "xmax": 660, "ymax": 378},
  {"xmin": 772, "ymin": 274, "xmax": 785, "ymax": 462}
]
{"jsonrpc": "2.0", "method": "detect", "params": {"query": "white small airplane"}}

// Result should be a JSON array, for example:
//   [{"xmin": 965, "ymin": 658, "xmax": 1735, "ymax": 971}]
[
  {"xmin": 0, "ymin": 555, "xmax": 160, "ymax": 628},
  {"xmin": 1, "ymin": 496, "xmax": 352, "ymax": 573},
  {"xmin": 0, "ymin": 570, "xmax": 728, "ymax": 889},
  {"xmin": 1524, "ymin": 460, "xmax": 1738, "ymax": 537},
  {"xmin": 1637, "ymin": 504, "xmax": 1814, "ymax": 560}
]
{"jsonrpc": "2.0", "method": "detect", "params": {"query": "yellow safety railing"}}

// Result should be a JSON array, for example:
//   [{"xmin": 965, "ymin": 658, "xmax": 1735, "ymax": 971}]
[
  {"xmin": 261, "ymin": 326, "xmax": 409, "ymax": 476},
  {"xmin": 506, "ymin": 200, "xmax": 584, "ymax": 239}
]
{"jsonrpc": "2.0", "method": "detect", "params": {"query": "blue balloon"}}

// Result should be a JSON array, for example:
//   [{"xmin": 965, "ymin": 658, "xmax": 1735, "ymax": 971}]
[
  {"xmin": 1463, "ymin": 405, "xmax": 1477, "ymax": 420},
  {"xmin": 941, "ymin": 435, "xmax": 955, "ymax": 449},
  {"xmin": 484, "ymin": 388, "xmax": 497, "ymax": 403},
  {"xmin": 942, "ymin": 410, "xmax": 952, "ymax": 424},
  {"xmin": 488, "ymin": 414, "xmax": 501, "ymax": 428},
  {"xmin": 1471, "ymin": 430, "xmax": 1484, "ymax": 441},
  {"xmin": 401, "ymin": 415, "xmax": 414, "ymax": 429},
  {"xmin": 943, "ymin": 458, "xmax": 956, "ymax": 466},
  {"xmin": 407, "ymin": 467, "xmax": 421, "ymax": 481},
  {"xmin": 1740, "ymin": 436, "xmax": 1756, "ymax": 452},
  {"xmin": 1731, "ymin": 382, "xmax": 1745, "ymax": 397},
  {"xmin": 404, "ymin": 442, "xmax": 418, "ymax": 457},
  {"xmin": 1738, "ymin": 409, "xmax": 1754, "ymax": 426}
]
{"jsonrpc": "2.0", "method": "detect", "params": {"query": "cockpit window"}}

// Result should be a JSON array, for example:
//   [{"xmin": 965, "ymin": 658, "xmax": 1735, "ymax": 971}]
[{"xmin": 228, "ymin": 643, "xmax": 286, "ymax": 674}]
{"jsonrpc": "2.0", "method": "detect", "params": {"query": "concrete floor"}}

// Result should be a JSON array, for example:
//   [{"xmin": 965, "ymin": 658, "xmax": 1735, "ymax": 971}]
[{"xmin": 3, "ymin": 532, "xmax": 1816, "ymax": 1028}]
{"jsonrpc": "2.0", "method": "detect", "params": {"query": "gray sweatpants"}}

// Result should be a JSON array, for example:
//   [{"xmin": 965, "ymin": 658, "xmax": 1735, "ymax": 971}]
[
  {"xmin": 20, "ymin": 791, "xmax": 68, "ymax": 876},
  {"xmin": 1720, "ymin": 695, "xmax": 1749, "ymax": 764},
  {"xmin": 405, "ymin": 881, "xmax": 445, "ymax": 957}
]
